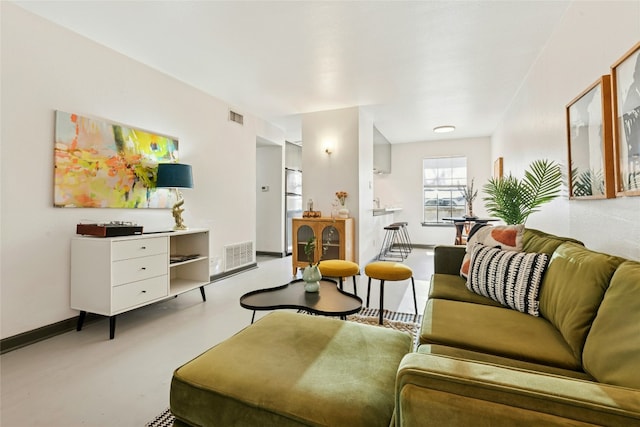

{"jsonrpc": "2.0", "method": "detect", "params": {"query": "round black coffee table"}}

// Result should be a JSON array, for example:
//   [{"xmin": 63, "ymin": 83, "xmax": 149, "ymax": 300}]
[{"xmin": 240, "ymin": 279, "xmax": 363, "ymax": 323}]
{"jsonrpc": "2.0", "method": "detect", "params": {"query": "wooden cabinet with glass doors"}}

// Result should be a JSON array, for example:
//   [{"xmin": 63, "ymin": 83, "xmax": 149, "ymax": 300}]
[{"xmin": 292, "ymin": 218, "xmax": 354, "ymax": 275}]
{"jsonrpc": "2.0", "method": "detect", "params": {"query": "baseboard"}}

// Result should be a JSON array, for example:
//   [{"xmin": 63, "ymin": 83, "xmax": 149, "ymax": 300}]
[
  {"xmin": 256, "ymin": 251, "xmax": 285, "ymax": 258},
  {"xmin": 2, "ymin": 263, "xmax": 259, "ymax": 354},
  {"xmin": 412, "ymin": 244, "xmax": 435, "ymax": 249},
  {"xmin": 0, "ymin": 312, "xmax": 103, "ymax": 355},
  {"xmin": 210, "ymin": 262, "xmax": 257, "ymax": 282}
]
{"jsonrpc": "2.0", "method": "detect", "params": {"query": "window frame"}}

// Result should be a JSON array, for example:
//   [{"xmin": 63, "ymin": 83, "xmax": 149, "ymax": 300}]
[{"xmin": 422, "ymin": 156, "xmax": 467, "ymax": 224}]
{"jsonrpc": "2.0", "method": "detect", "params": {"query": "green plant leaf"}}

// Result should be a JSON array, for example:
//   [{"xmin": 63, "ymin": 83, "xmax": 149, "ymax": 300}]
[
  {"xmin": 304, "ymin": 236, "xmax": 316, "ymax": 265},
  {"xmin": 483, "ymin": 159, "xmax": 561, "ymax": 225},
  {"xmin": 521, "ymin": 159, "xmax": 561, "ymax": 215}
]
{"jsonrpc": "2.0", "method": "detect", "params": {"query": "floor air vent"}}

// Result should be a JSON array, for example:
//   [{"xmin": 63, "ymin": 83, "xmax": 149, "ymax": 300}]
[{"xmin": 223, "ymin": 241, "xmax": 254, "ymax": 271}]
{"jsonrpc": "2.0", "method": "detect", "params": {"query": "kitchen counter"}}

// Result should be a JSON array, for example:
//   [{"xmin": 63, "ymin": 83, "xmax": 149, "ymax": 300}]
[{"xmin": 372, "ymin": 207, "xmax": 402, "ymax": 216}]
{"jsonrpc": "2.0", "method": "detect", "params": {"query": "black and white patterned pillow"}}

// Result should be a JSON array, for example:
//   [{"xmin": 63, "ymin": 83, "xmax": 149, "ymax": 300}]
[{"xmin": 467, "ymin": 243, "xmax": 549, "ymax": 316}]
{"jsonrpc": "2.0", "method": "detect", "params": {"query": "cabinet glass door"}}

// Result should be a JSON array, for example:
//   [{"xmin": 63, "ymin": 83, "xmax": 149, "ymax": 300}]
[
  {"xmin": 296, "ymin": 225, "xmax": 314, "ymax": 263},
  {"xmin": 321, "ymin": 225, "xmax": 340, "ymax": 260}
]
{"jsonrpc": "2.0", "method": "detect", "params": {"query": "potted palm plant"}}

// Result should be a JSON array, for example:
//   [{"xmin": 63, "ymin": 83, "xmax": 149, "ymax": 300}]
[{"xmin": 483, "ymin": 159, "xmax": 562, "ymax": 225}]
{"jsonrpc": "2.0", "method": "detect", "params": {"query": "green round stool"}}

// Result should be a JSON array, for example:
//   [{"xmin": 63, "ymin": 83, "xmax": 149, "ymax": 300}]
[
  {"xmin": 364, "ymin": 261, "xmax": 417, "ymax": 324},
  {"xmin": 318, "ymin": 260, "xmax": 360, "ymax": 295}
]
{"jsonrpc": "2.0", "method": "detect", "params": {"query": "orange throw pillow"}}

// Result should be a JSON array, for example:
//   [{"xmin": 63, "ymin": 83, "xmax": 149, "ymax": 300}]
[{"xmin": 460, "ymin": 224, "xmax": 525, "ymax": 279}]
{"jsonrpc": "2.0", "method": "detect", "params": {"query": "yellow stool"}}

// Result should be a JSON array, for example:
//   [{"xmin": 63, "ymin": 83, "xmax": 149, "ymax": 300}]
[
  {"xmin": 364, "ymin": 261, "xmax": 417, "ymax": 324},
  {"xmin": 318, "ymin": 260, "xmax": 360, "ymax": 296}
]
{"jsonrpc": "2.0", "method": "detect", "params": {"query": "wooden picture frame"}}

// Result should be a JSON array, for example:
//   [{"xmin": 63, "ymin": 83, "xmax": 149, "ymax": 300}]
[
  {"xmin": 565, "ymin": 75, "xmax": 615, "ymax": 199},
  {"xmin": 493, "ymin": 157, "xmax": 503, "ymax": 179},
  {"xmin": 611, "ymin": 41, "xmax": 640, "ymax": 196}
]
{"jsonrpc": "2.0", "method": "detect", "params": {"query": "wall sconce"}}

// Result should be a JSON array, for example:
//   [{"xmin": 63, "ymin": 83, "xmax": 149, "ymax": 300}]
[
  {"xmin": 156, "ymin": 163, "xmax": 194, "ymax": 230},
  {"xmin": 323, "ymin": 140, "xmax": 334, "ymax": 155}
]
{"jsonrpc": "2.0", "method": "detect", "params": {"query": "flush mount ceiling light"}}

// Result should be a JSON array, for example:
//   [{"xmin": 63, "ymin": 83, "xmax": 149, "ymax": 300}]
[{"xmin": 433, "ymin": 125, "xmax": 456, "ymax": 133}]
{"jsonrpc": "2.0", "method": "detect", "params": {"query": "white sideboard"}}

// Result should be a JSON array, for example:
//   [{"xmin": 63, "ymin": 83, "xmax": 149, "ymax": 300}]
[{"xmin": 71, "ymin": 228, "xmax": 210, "ymax": 339}]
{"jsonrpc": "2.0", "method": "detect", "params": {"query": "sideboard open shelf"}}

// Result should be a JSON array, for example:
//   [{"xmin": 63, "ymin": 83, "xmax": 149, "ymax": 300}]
[
  {"xmin": 169, "ymin": 231, "xmax": 210, "ymax": 295},
  {"xmin": 71, "ymin": 228, "xmax": 210, "ymax": 339}
]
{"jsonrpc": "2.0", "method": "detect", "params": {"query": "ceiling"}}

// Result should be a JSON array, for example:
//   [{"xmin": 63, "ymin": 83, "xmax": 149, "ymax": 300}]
[{"xmin": 14, "ymin": 1, "xmax": 570, "ymax": 144}]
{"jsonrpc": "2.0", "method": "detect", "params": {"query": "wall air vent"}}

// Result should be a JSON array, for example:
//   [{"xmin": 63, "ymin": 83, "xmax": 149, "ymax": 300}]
[
  {"xmin": 223, "ymin": 241, "xmax": 254, "ymax": 271},
  {"xmin": 229, "ymin": 110, "xmax": 244, "ymax": 125}
]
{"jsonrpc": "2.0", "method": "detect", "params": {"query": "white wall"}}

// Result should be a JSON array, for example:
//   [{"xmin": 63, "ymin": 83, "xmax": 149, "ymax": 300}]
[
  {"xmin": 357, "ymin": 111, "xmax": 376, "ymax": 263},
  {"xmin": 374, "ymin": 137, "xmax": 492, "ymax": 246},
  {"xmin": 493, "ymin": 0, "xmax": 640, "ymax": 260},
  {"xmin": 301, "ymin": 107, "xmax": 362, "ymax": 259},
  {"xmin": 301, "ymin": 107, "xmax": 377, "ymax": 266},
  {"xmin": 0, "ymin": 3, "xmax": 284, "ymax": 338},
  {"xmin": 301, "ymin": 107, "xmax": 361, "ymax": 217},
  {"xmin": 256, "ymin": 144, "xmax": 285, "ymax": 254}
]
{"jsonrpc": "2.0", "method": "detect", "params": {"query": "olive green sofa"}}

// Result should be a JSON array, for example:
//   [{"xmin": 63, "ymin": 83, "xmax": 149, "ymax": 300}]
[
  {"xmin": 399, "ymin": 228, "xmax": 640, "ymax": 426},
  {"xmin": 170, "ymin": 228, "xmax": 640, "ymax": 426}
]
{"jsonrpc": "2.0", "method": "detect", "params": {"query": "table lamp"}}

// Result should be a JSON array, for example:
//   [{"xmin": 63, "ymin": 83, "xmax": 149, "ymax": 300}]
[{"xmin": 156, "ymin": 163, "xmax": 193, "ymax": 230}]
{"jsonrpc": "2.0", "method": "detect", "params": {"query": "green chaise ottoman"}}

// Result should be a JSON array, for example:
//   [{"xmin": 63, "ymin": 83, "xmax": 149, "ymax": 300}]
[{"xmin": 170, "ymin": 311, "xmax": 412, "ymax": 427}]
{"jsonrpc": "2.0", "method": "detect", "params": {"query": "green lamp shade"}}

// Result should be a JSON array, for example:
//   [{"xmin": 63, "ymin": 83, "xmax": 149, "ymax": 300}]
[{"xmin": 156, "ymin": 163, "xmax": 193, "ymax": 189}]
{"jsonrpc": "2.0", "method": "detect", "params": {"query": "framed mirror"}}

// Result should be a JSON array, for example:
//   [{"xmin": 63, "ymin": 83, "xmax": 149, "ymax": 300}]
[
  {"xmin": 565, "ymin": 75, "xmax": 615, "ymax": 199},
  {"xmin": 611, "ymin": 41, "xmax": 640, "ymax": 196}
]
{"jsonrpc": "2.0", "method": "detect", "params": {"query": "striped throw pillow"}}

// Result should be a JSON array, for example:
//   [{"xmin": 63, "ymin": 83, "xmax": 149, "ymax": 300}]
[{"xmin": 467, "ymin": 243, "xmax": 549, "ymax": 316}]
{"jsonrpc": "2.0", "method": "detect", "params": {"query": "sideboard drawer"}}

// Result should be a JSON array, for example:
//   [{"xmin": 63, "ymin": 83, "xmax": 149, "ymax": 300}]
[
  {"xmin": 112, "ymin": 276, "xmax": 167, "ymax": 312},
  {"xmin": 112, "ymin": 237, "xmax": 167, "ymax": 261},
  {"xmin": 112, "ymin": 254, "xmax": 167, "ymax": 286}
]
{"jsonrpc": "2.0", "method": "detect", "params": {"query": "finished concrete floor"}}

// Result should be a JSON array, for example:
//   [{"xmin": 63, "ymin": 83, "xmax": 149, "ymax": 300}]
[{"xmin": 1, "ymin": 250, "xmax": 433, "ymax": 426}]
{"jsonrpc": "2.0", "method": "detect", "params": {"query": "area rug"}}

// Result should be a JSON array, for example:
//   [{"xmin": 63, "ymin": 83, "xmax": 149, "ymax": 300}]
[
  {"xmin": 347, "ymin": 307, "xmax": 422, "ymax": 350},
  {"xmin": 145, "ymin": 408, "xmax": 174, "ymax": 427},
  {"xmin": 145, "ymin": 308, "xmax": 422, "ymax": 427}
]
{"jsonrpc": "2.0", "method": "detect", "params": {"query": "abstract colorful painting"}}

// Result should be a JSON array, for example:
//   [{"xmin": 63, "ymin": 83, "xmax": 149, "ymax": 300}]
[{"xmin": 54, "ymin": 111, "xmax": 179, "ymax": 208}]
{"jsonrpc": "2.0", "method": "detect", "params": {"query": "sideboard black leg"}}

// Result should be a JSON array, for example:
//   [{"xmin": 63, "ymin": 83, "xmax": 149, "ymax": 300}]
[
  {"xmin": 109, "ymin": 316, "xmax": 116, "ymax": 340},
  {"xmin": 77, "ymin": 311, "xmax": 87, "ymax": 331},
  {"xmin": 200, "ymin": 286, "xmax": 206, "ymax": 302}
]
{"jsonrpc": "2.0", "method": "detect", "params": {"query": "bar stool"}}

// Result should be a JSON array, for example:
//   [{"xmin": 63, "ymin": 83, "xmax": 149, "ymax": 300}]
[
  {"xmin": 389, "ymin": 222, "xmax": 412, "ymax": 254},
  {"xmin": 378, "ymin": 224, "xmax": 407, "ymax": 261},
  {"xmin": 318, "ymin": 260, "xmax": 360, "ymax": 296},
  {"xmin": 364, "ymin": 261, "xmax": 417, "ymax": 324}
]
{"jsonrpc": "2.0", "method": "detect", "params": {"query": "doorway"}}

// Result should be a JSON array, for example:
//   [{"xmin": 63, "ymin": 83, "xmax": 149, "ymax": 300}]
[{"xmin": 256, "ymin": 136, "xmax": 285, "ymax": 256}]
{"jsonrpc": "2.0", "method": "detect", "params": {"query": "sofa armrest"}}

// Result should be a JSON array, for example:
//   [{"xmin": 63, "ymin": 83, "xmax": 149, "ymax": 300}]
[
  {"xmin": 395, "ymin": 353, "xmax": 640, "ymax": 427},
  {"xmin": 433, "ymin": 245, "xmax": 466, "ymax": 275}
]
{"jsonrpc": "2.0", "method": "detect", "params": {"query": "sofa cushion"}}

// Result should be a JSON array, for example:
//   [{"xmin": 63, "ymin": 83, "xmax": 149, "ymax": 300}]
[
  {"xmin": 539, "ymin": 242, "xmax": 626, "ymax": 362},
  {"xmin": 460, "ymin": 224, "xmax": 524, "ymax": 279},
  {"xmin": 467, "ymin": 244, "xmax": 549, "ymax": 316},
  {"xmin": 429, "ymin": 273, "xmax": 504, "ymax": 307},
  {"xmin": 522, "ymin": 228, "xmax": 583, "ymax": 255},
  {"xmin": 434, "ymin": 245, "xmax": 467, "ymax": 275},
  {"xmin": 420, "ymin": 299, "xmax": 580, "ymax": 370},
  {"xmin": 417, "ymin": 344, "xmax": 593, "ymax": 381},
  {"xmin": 583, "ymin": 260, "xmax": 640, "ymax": 389}
]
